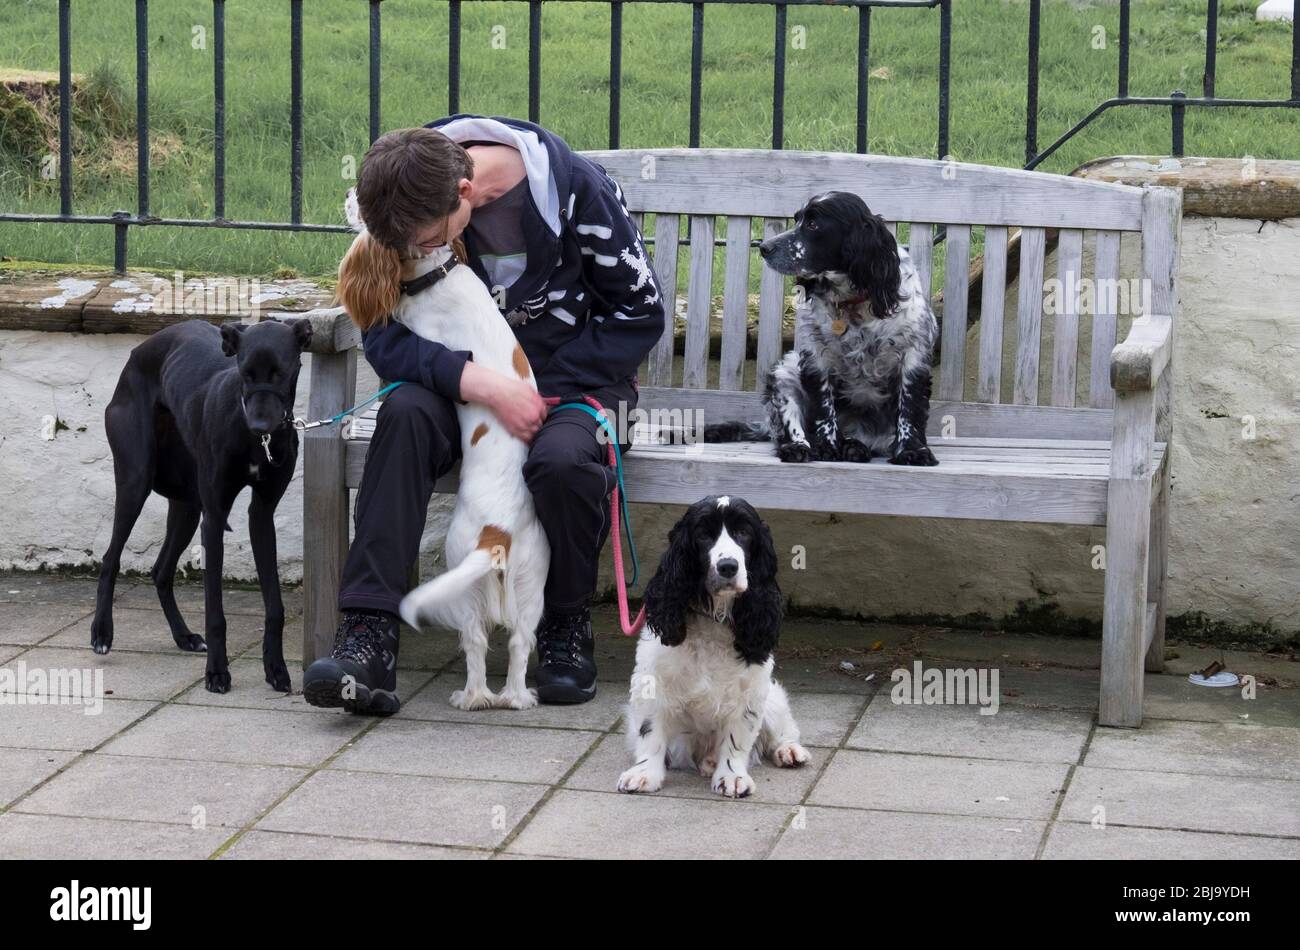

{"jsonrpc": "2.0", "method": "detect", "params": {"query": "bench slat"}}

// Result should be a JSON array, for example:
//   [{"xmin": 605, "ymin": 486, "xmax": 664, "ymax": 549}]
[
  {"xmin": 683, "ymin": 215, "xmax": 716, "ymax": 389},
  {"xmin": 719, "ymin": 215, "xmax": 752, "ymax": 391},
  {"xmin": 1013, "ymin": 226, "xmax": 1047, "ymax": 405},
  {"xmin": 939, "ymin": 223, "xmax": 971, "ymax": 400},
  {"xmin": 976, "ymin": 225, "xmax": 1009, "ymax": 403},
  {"xmin": 1089, "ymin": 229, "xmax": 1122, "ymax": 409},
  {"xmin": 581, "ymin": 149, "xmax": 1146, "ymax": 230},
  {"xmin": 908, "ymin": 223, "xmax": 933, "ymax": 302},
  {"xmin": 755, "ymin": 218, "xmax": 787, "ymax": 389},
  {"xmin": 648, "ymin": 213, "xmax": 680, "ymax": 387},
  {"xmin": 1051, "ymin": 228, "xmax": 1084, "ymax": 407}
]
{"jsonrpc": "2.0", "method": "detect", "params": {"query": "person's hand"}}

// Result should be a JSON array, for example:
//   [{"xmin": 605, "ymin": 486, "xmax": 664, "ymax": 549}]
[{"xmin": 460, "ymin": 361, "xmax": 547, "ymax": 441}]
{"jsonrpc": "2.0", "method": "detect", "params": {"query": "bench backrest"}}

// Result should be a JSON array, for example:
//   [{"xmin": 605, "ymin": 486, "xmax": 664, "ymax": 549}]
[{"xmin": 580, "ymin": 148, "xmax": 1180, "ymax": 442}]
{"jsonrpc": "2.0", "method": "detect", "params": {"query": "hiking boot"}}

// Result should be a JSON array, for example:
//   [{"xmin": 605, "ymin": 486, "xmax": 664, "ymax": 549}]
[
  {"xmin": 303, "ymin": 610, "xmax": 400, "ymax": 715},
  {"xmin": 535, "ymin": 605, "xmax": 597, "ymax": 704}
]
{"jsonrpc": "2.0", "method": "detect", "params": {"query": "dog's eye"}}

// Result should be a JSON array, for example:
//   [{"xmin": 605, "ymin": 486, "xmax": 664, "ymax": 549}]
[{"xmin": 804, "ymin": 219, "xmax": 818, "ymax": 232}]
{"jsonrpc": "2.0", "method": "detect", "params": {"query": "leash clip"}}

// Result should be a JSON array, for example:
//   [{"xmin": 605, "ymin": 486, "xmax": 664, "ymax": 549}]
[
  {"xmin": 292, "ymin": 416, "xmax": 324, "ymax": 431},
  {"xmin": 261, "ymin": 433, "xmax": 275, "ymax": 463}
]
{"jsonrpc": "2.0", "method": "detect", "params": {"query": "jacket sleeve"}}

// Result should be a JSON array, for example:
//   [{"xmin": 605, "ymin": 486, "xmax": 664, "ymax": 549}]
[
  {"xmin": 540, "ymin": 172, "xmax": 666, "ymax": 390},
  {"xmin": 361, "ymin": 319, "xmax": 472, "ymax": 403}
]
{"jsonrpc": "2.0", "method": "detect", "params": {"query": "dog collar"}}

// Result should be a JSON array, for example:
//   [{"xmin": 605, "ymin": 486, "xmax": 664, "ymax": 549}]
[{"xmin": 400, "ymin": 258, "xmax": 458, "ymax": 297}]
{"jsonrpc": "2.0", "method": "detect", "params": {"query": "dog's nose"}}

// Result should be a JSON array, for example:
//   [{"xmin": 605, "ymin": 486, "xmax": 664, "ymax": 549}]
[
  {"xmin": 716, "ymin": 558, "xmax": 739, "ymax": 579},
  {"xmin": 247, "ymin": 418, "xmax": 274, "ymax": 436},
  {"xmin": 758, "ymin": 241, "xmax": 772, "ymax": 259}
]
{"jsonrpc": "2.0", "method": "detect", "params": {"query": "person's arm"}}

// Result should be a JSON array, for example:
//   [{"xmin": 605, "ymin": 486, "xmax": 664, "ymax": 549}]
[
  {"xmin": 361, "ymin": 320, "xmax": 470, "ymax": 403},
  {"xmin": 541, "ymin": 172, "xmax": 666, "ymax": 389}
]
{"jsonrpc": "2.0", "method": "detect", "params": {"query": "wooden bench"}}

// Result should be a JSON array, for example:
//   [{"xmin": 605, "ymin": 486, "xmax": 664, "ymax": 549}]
[{"xmin": 299, "ymin": 149, "xmax": 1181, "ymax": 729}]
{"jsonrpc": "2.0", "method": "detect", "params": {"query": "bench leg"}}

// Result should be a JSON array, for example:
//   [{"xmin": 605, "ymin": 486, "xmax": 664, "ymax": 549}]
[
  {"xmin": 1100, "ymin": 388, "xmax": 1157, "ymax": 728},
  {"xmin": 1144, "ymin": 462, "xmax": 1170, "ymax": 673}
]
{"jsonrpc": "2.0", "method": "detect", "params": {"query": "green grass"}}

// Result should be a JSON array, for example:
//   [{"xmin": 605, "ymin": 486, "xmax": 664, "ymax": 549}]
[{"xmin": 1, "ymin": 0, "xmax": 1296, "ymax": 277}]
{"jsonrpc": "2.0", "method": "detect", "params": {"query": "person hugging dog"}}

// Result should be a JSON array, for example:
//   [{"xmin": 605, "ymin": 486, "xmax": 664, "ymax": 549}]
[{"xmin": 303, "ymin": 115, "xmax": 665, "ymax": 713}]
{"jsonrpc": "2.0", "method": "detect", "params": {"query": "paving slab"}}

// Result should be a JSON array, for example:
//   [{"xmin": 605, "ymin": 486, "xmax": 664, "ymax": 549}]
[
  {"xmin": 0, "ymin": 575, "xmax": 101, "ymax": 606},
  {"xmin": 396, "ymin": 674, "xmax": 626, "ymax": 731},
  {"xmin": 220, "ymin": 828, "xmax": 490, "ymax": 860},
  {"xmin": 563, "ymin": 732, "xmax": 821, "ymax": 804},
  {"xmin": 443, "ymin": 631, "xmax": 640, "ymax": 684},
  {"xmin": 1144, "ymin": 673, "xmax": 1300, "ymax": 728},
  {"xmin": 1085, "ymin": 719, "xmax": 1300, "ymax": 780},
  {"xmin": 0, "ymin": 812, "xmax": 230, "ymax": 860},
  {"xmin": 772, "ymin": 656, "xmax": 890, "ymax": 696},
  {"xmin": 0, "ymin": 645, "xmax": 23, "ymax": 664},
  {"xmin": 391, "ymin": 628, "xmax": 463, "ymax": 671},
  {"xmin": 506, "ymin": 788, "xmax": 791, "ymax": 860},
  {"xmin": 5, "ymin": 645, "xmax": 204, "ymax": 702},
  {"xmin": 0, "ymin": 602, "xmax": 94, "ymax": 645},
  {"xmin": 257, "ymin": 769, "xmax": 546, "ymax": 850},
  {"xmin": 1163, "ymin": 641, "xmax": 1300, "ymax": 689},
  {"xmin": 172, "ymin": 656, "xmax": 433, "ymax": 715},
  {"xmin": 0, "ymin": 697, "xmax": 156, "ymax": 751},
  {"xmin": 995, "ymin": 666, "xmax": 1100, "ymax": 711},
  {"xmin": 770, "ymin": 806, "xmax": 1046, "ymax": 859},
  {"xmin": 1042, "ymin": 821, "xmax": 1300, "ymax": 859},
  {"xmin": 1061, "ymin": 766, "xmax": 1300, "ymax": 837},
  {"xmin": 848, "ymin": 694, "xmax": 1092, "ymax": 763},
  {"xmin": 102, "ymin": 703, "xmax": 368, "ymax": 767},
  {"xmin": 0, "ymin": 748, "xmax": 79, "ymax": 806},
  {"xmin": 917, "ymin": 628, "xmax": 1102, "ymax": 670},
  {"xmin": 330, "ymin": 719, "xmax": 600, "ymax": 784},
  {"xmin": 17, "ymin": 753, "xmax": 306, "ymax": 829},
  {"xmin": 809, "ymin": 749, "xmax": 1068, "ymax": 820},
  {"xmin": 114, "ymin": 582, "xmax": 302, "ymax": 618},
  {"xmin": 787, "ymin": 691, "xmax": 868, "ymax": 747},
  {"xmin": 43, "ymin": 606, "xmax": 263, "ymax": 655}
]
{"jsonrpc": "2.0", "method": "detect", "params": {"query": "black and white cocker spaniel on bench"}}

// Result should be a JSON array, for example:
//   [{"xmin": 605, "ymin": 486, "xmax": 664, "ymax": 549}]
[
  {"xmin": 708, "ymin": 191, "xmax": 939, "ymax": 466},
  {"xmin": 618, "ymin": 496, "xmax": 809, "ymax": 799}
]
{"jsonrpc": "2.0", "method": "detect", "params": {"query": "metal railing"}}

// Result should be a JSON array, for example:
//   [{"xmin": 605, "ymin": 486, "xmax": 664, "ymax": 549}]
[{"xmin": 1, "ymin": 0, "xmax": 1297, "ymax": 272}]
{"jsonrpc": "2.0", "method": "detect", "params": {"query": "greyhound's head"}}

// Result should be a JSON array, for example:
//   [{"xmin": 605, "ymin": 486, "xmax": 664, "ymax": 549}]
[{"xmin": 220, "ymin": 319, "xmax": 314, "ymax": 436}]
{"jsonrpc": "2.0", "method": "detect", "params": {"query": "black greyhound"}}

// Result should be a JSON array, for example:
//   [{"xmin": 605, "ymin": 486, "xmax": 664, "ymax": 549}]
[{"xmin": 90, "ymin": 318, "xmax": 313, "ymax": 693}]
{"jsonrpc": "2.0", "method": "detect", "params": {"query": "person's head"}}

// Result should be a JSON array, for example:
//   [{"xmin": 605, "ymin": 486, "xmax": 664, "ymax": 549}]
[{"xmin": 337, "ymin": 128, "xmax": 474, "ymax": 329}]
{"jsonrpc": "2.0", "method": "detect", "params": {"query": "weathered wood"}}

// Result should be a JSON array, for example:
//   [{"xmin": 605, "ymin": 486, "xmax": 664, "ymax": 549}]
[
  {"xmin": 1050, "ymin": 228, "xmax": 1084, "ymax": 407},
  {"xmin": 1013, "ymin": 227, "xmax": 1047, "ymax": 405},
  {"xmin": 1141, "ymin": 186, "xmax": 1182, "ymax": 441},
  {"xmin": 648, "ymin": 213, "xmax": 680, "ymax": 387},
  {"xmin": 719, "ymin": 215, "xmax": 751, "ymax": 391},
  {"xmin": 1074, "ymin": 155, "xmax": 1300, "ymax": 220},
  {"xmin": 938, "ymin": 224, "xmax": 970, "ymax": 401},
  {"xmin": 582, "ymin": 149, "xmax": 1147, "ymax": 230},
  {"xmin": 1145, "ymin": 458, "xmax": 1170, "ymax": 673},
  {"xmin": 1111, "ymin": 313, "xmax": 1172, "ymax": 391},
  {"xmin": 302, "ymin": 348, "xmax": 357, "ymax": 667},
  {"xmin": 1100, "ymin": 385, "xmax": 1157, "ymax": 728},
  {"xmin": 1089, "ymin": 229, "xmax": 1122, "ymax": 409},
  {"xmin": 908, "ymin": 223, "xmax": 933, "ymax": 301},
  {"xmin": 755, "ymin": 218, "xmax": 787, "ymax": 389},
  {"xmin": 0, "ymin": 273, "xmax": 102, "ymax": 331},
  {"xmin": 976, "ymin": 226, "xmax": 1008, "ymax": 403},
  {"xmin": 683, "ymin": 215, "xmax": 715, "ymax": 389}
]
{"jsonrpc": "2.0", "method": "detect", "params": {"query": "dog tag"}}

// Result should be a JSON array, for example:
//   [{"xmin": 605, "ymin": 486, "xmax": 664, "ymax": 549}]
[{"xmin": 831, "ymin": 318, "xmax": 848, "ymax": 336}]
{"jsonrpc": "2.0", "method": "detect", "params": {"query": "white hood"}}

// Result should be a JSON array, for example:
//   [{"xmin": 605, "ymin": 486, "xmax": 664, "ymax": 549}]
[{"xmin": 435, "ymin": 116, "xmax": 562, "ymax": 236}]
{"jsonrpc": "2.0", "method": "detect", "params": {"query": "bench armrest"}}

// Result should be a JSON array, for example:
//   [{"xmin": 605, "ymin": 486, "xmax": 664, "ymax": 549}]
[
  {"xmin": 268, "ymin": 305, "xmax": 360, "ymax": 355},
  {"xmin": 1110, "ymin": 313, "xmax": 1172, "ymax": 392}
]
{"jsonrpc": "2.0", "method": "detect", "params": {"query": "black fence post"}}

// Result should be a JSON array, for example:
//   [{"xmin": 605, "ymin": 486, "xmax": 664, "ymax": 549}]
[
  {"xmin": 214, "ymin": 0, "xmax": 225, "ymax": 220},
  {"xmin": 58, "ymin": 0, "xmax": 72, "ymax": 216},
  {"xmin": 609, "ymin": 2, "xmax": 623, "ymax": 148},
  {"xmin": 136, "ymin": 0, "xmax": 150, "ymax": 218},
  {"xmin": 370, "ymin": 0, "xmax": 382, "ymax": 144},
  {"xmin": 113, "ymin": 211, "xmax": 131, "ymax": 274},
  {"xmin": 938, "ymin": 0, "xmax": 950, "ymax": 160},
  {"xmin": 1025, "ymin": 0, "xmax": 1040, "ymax": 166},
  {"xmin": 1171, "ymin": 89, "xmax": 1186, "ymax": 157}
]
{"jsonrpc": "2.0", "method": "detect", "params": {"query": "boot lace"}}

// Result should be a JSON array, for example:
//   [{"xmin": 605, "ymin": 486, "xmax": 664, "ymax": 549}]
[
  {"xmin": 538, "ymin": 610, "xmax": 588, "ymax": 668},
  {"xmin": 333, "ymin": 612, "xmax": 388, "ymax": 665}
]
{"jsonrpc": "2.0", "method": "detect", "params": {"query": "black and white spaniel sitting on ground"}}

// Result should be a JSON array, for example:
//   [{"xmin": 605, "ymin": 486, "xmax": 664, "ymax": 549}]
[
  {"xmin": 707, "ymin": 191, "xmax": 939, "ymax": 466},
  {"xmin": 618, "ymin": 496, "xmax": 809, "ymax": 799}
]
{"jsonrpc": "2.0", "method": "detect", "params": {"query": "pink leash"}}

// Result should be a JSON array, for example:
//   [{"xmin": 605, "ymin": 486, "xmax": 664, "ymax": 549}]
[{"xmin": 543, "ymin": 394, "xmax": 647, "ymax": 637}]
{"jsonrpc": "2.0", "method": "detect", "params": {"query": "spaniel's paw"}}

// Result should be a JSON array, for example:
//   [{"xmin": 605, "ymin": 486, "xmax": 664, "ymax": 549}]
[
  {"xmin": 617, "ymin": 763, "xmax": 665, "ymax": 794},
  {"xmin": 495, "ymin": 687, "xmax": 539, "ymax": 710},
  {"xmin": 712, "ymin": 769, "xmax": 756, "ymax": 799},
  {"xmin": 839, "ymin": 437, "xmax": 873, "ymax": 463},
  {"xmin": 450, "ymin": 687, "xmax": 498, "ymax": 711},
  {"xmin": 772, "ymin": 742, "xmax": 811, "ymax": 767},
  {"xmin": 809, "ymin": 436, "xmax": 840, "ymax": 461},
  {"xmin": 890, "ymin": 443, "xmax": 938, "ymax": 466},
  {"xmin": 777, "ymin": 440, "xmax": 813, "ymax": 463}
]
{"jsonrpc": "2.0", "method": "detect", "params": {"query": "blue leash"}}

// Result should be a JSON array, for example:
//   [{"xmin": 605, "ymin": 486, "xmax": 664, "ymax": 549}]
[
  {"xmin": 293, "ymin": 381, "xmax": 405, "ymax": 430},
  {"xmin": 550, "ymin": 401, "xmax": 639, "ymax": 589}
]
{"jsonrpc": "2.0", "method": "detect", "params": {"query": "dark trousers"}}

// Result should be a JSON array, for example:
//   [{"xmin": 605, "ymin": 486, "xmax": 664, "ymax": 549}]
[{"xmin": 339, "ymin": 381, "xmax": 636, "ymax": 618}]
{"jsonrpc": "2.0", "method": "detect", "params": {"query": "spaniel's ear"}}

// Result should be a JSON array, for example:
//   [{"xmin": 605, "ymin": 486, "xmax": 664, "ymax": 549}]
[
  {"xmin": 844, "ymin": 209, "xmax": 902, "ymax": 318},
  {"xmin": 731, "ymin": 513, "xmax": 783, "ymax": 665},
  {"xmin": 643, "ymin": 514, "xmax": 700, "ymax": 647},
  {"xmin": 336, "ymin": 231, "xmax": 401, "ymax": 332}
]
